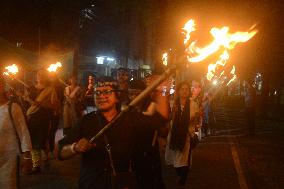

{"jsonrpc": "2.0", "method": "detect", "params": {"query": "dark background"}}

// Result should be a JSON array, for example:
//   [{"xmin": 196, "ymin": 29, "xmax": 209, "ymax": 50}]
[{"xmin": 0, "ymin": 0, "xmax": 283, "ymax": 88}]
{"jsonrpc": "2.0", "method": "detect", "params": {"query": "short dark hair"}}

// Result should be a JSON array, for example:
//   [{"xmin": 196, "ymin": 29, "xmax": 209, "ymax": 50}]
[
  {"xmin": 95, "ymin": 76, "xmax": 121, "ymax": 110},
  {"xmin": 95, "ymin": 77, "xmax": 118, "ymax": 89}
]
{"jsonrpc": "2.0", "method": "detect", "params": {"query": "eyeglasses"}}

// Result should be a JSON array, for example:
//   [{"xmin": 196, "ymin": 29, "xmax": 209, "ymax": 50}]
[{"xmin": 94, "ymin": 89, "xmax": 115, "ymax": 96}]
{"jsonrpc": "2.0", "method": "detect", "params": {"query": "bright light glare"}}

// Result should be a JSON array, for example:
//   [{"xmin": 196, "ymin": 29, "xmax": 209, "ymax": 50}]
[
  {"xmin": 47, "ymin": 62, "xmax": 62, "ymax": 72},
  {"xmin": 106, "ymin": 57, "xmax": 115, "ymax": 61},
  {"xmin": 4, "ymin": 64, "xmax": 19, "ymax": 75},
  {"xmin": 96, "ymin": 57, "xmax": 104, "ymax": 64},
  {"xmin": 212, "ymin": 80, "xmax": 218, "ymax": 85}
]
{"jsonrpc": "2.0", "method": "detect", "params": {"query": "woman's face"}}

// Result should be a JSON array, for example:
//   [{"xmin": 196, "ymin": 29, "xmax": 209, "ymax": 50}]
[
  {"xmin": 191, "ymin": 85, "xmax": 201, "ymax": 97},
  {"xmin": 178, "ymin": 84, "xmax": 190, "ymax": 99}
]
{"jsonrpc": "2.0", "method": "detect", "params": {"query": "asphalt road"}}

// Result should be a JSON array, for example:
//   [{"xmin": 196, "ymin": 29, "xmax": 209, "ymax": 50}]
[{"xmin": 20, "ymin": 99, "xmax": 284, "ymax": 189}]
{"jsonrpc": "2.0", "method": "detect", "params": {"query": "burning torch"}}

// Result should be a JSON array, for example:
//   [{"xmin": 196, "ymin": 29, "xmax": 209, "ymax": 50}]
[
  {"xmin": 47, "ymin": 62, "xmax": 68, "ymax": 87},
  {"xmin": 3, "ymin": 64, "xmax": 30, "ymax": 88},
  {"xmin": 89, "ymin": 19, "xmax": 258, "ymax": 143}
]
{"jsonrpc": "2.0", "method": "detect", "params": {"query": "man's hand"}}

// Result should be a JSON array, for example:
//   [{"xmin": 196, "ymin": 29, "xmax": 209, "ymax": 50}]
[{"xmin": 74, "ymin": 138, "xmax": 96, "ymax": 153}]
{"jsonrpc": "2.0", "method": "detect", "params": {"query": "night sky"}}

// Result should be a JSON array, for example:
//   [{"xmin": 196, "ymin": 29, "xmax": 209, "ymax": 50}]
[{"xmin": 0, "ymin": 0, "xmax": 283, "ymax": 87}]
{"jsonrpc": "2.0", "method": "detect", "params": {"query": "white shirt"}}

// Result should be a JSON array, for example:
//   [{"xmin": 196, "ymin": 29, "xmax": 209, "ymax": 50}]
[{"xmin": 0, "ymin": 103, "xmax": 32, "ymax": 154}]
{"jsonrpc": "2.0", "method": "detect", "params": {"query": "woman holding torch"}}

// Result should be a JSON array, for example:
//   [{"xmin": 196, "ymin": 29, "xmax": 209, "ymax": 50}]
[{"xmin": 24, "ymin": 69, "xmax": 60, "ymax": 173}]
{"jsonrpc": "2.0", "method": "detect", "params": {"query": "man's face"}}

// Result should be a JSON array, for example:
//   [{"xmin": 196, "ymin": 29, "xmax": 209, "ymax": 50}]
[
  {"xmin": 94, "ymin": 86, "xmax": 118, "ymax": 112},
  {"xmin": 117, "ymin": 71, "xmax": 128, "ymax": 83}
]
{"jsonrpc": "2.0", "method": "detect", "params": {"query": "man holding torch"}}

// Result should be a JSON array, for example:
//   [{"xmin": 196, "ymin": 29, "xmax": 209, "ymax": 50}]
[{"xmin": 58, "ymin": 76, "xmax": 169, "ymax": 189}]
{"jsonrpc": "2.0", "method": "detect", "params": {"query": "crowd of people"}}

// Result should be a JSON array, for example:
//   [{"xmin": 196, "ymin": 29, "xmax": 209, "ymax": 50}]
[{"xmin": 0, "ymin": 67, "xmax": 217, "ymax": 189}]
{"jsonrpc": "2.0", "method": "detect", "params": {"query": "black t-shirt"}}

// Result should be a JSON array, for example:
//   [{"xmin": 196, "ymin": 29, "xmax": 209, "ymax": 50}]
[{"xmin": 58, "ymin": 110, "xmax": 167, "ymax": 189}]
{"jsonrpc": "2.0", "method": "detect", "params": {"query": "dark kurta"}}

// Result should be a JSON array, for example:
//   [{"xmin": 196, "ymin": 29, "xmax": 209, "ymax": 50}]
[
  {"xmin": 58, "ymin": 110, "xmax": 166, "ymax": 189},
  {"xmin": 27, "ymin": 86, "xmax": 53, "ymax": 149}
]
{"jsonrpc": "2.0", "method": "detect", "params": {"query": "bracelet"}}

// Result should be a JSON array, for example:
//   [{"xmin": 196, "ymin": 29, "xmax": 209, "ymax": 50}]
[{"xmin": 70, "ymin": 142, "xmax": 77, "ymax": 154}]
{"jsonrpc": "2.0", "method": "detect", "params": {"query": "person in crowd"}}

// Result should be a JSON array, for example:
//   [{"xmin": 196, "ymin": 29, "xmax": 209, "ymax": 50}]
[
  {"xmin": 165, "ymin": 81, "xmax": 201, "ymax": 187},
  {"xmin": 0, "ymin": 75, "xmax": 32, "ymax": 188},
  {"xmin": 244, "ymin": 80, "xmax": 256, "ymax": 136},
  {"xmin": 116, "ymin": 68, "xmax": 130, "ymax": 109},
  {"xmin": 47, "ymin": 73, "xmax": 65, "ymax": 161},
  {"xmin": 57, "ymin": 76, "xmax": 169, "ymax": 189},
  {"xmin": 84, "ymin": 75, "xmax": 96, "ymax": 114},
  {"xmin": 63, "ymin": 75, "xmax": 84, "ymax": 135},
  {"xmin": 191, "ymin": 81, "xmax": 202, "ymax": 140},
  {"xmin": 24, "ymin": 69, "xmax": 60, "ymax": 173},
  {"xmin": 202, "ymin": 92, "xmax": 212, "ymax": 137},
  {"xmin": 129, "ymin": 78, "xmax": 167, "ymax": 189}
]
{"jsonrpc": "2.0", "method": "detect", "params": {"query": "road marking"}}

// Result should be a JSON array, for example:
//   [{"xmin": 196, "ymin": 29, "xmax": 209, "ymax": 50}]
[{"xmin": 230, "ymin": 143, "xmax": 249, "ymax": 189}]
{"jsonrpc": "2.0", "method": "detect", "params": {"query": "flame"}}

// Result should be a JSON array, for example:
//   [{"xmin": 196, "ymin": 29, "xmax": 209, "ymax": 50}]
[
  {"xmin": 226, "ymin": 66, "xmax": 237, "ymax": 85},
  {"xmin": 182, "ymin": 19, "xmax": 196, "ymax": 44},
  {"xmin": 3, "ymin": 64, "xmax": 19, "ymax": 76},
  {"xmin": 227, "ymin": 75, "xmax": 237, "ymax": 86},
  {"xmin": 182, "ymin": 19, "xmax": 257, "ymax": 85},
  {"xmin": 206, "ymin": 50, "xmax": 229, "ymax": 81},
  {"xmin": 47, "ymin": 62, "xmax": 62, "ymax": 72},
  {"xmin": 186, "ymin": 26, "xmax": 257, "ymax": 63},
  {"xmin": 162, "ymin": 53, "xmax": 168, "ymax": 66}
]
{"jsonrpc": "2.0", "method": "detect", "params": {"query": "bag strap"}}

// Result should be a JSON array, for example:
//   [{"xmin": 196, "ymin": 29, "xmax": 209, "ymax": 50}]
[
  {"xmin": 103, "ymin": 135, "xmax": 117, "ymax": 176},
  {"xmin": 8, "ymin": 101, "xmax": 22, "ymax": 152},
  {"xmin": 97, "ymin": 114, "xmax": 117, "ymax": 176}
]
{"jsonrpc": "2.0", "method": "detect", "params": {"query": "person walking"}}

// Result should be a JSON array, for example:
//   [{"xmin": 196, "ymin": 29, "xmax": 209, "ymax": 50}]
[
  {"xmin": 129, "ymin": 78, "xmax": 167, "ymax": 189},
  {"xmin": 0, "ymin": 75, "xmax": 32, "ymax": 188},
  {"xmin": 84, "ymin": 75, "xmax": 96, "ymax": 114},
  {"xmin": 244, "ymin": 80, "xmax": 256, "ymax": 136},
  {"xmin": 63, "ymin": 76, "xmax": 84, "ymax": 135},
  {"xmin": 25, "ymin": 69, "xmax": 60, "ymax": 173},
  {"xmin": 165, "ymin": 81, "xmax": 201, "ymax": 187},
  {"xmin": 58, "ymin": 77, "xmax": 169, "ymax": 189},
  {"xmin": 116, "ymin": 68, "xmax": 130, "ymax": 109}
]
